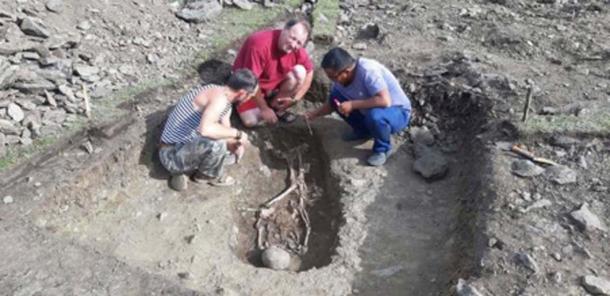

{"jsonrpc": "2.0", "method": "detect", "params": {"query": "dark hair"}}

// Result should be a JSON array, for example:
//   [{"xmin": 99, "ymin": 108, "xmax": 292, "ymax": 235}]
[
  {"xmin": 227, "ymin": 68, "xmax": 258, "ymax": 93},
  {"xmin": 321, "ymin": 47, "xmax": 355, "ymax": 72},
  {"xmin": 285, "ymin": 17, "xmax": 311, "ymax": 39}
]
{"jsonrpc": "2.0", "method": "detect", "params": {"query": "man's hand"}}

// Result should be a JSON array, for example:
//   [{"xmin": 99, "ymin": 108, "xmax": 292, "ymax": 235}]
[
  {"xmin": 238, "ymin": 131, "xmax": 249, "ymax": 146},
  {"xmin": 274, "ymin": 96, "xmax": 295, "ymax": 112},
  {"xmin": 337, "ymin": 101, "xmax": 354, "ymax": 116},
  {"xmin": 260, "ymin": 107, "xmax": 278, "ymax": 124}
]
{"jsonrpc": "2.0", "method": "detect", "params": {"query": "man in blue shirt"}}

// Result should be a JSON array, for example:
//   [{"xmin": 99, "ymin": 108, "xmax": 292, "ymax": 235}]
[{"xmin": 305, "ymin": 47, "xmax": 411, "ymax": 166}]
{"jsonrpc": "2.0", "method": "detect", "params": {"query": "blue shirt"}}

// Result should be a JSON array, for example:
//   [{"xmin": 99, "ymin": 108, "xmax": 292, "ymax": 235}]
[{"xmin": 331, "ymin": 58, "xmax": 411, "ymax": 115}]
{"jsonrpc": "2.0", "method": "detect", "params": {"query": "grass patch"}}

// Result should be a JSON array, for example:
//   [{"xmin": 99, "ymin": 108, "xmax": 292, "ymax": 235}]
[
  {"xmin": 311, "ymin": 0, "xmax": 340, "ymax": 39},
  {"xmin": 518, "ymin": 109, "xmax": 610, "ymax": 137}
]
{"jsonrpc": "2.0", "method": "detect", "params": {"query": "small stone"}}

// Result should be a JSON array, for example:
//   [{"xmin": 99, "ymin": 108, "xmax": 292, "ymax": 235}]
[
  {"xmin": 77, "ymin": 21, "xmax": 91, "ymax": 31},
  {"xmin": 547, "ymin": 165, "xmax": 577, "ymax": 185},
  {"xmin": 511, "ymin": 159, "xmax": 544, "ymax": 177},
  {"xmin": 581, "ymin": 276, "xmax": 610, "ymax": 296},
  {"xmin": 514, "ymin": 252, "xmax": 539, "ymax": 273},
  {"xmin": 184, "ymin": 234, "xmax": 195, "ymax": 244},
  {"xmin": 74, "ymin": 65, "xmax": 99, "ymax": 77},
  {"xmin": 455, "ymin": 278, "xmax": 484, "ymax": 296},
  {"xmin": 551, "ymin": 252, "xmax": 561, "ymax": 261},
  {"xmin": 358, "ymin": 22, "xmax": 380, "ymax": 39},
  {"xmin": 570, "ymin": 203, "xmax": 608, "ymax": 232},
  {"xmin": 20, "ymin": 17, "xmax": 50, "ymax": 38},
  {"xmin": 156, "ymin": 212, "xmax": 167, "ymax": 221},
  {"xmin": 232, "ymin": 0, "xmax": 254, "ymax": 10},
  {"xmin": 261, "ymin": 246, "xmax": 290, "ymax": 270},
  {"xmin": 177, "ymin": 272, "xmax": 190, "ymax": 279},
  {"xmin": 371, "ymin": 265, "xmax": 403, "ymax": 278},
  {"xmin": 352, "ymin": 42, "xmax": 367, "ymax": 51},
  {"xmin": 551, "ymin": 135, "xmax": 580, "ymax": 149},
  {"xmin": 409, "ymin": 126, "xmax": 435, "ymax": 146},
  {"xmin": 81, "ymin": 141, "xmax": 93, "ymax": 154},
  {"xmin": 46, "ymin": 0, "xmax": 63, "ymax": 12},
  {"xmin": 2, "ymin": 195, "xmax": 13, "ymax": 204},
  {"xmin": 550, "ymin": 271, "xmax": 563, "ymax": 284},
  {"xmin": 578, "ymin": 155, "xmax": 588, "ymax": 169},
  {"xmin": 7, "ymin": 103, "xmax": 24, "ymax": 122}
]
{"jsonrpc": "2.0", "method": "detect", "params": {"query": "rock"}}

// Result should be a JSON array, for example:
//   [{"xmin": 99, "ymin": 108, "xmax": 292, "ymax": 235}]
[
  {"xmin": 455, "ymin": 278, "xmax": 484, "ymax": 296},
  {"xmin": 42, "ymin": 109, "xmax": 67, "ymax": 125},
  {"xmin": 46, "ymin": 0, "xmax": 63, "ymax": 12},
  {"xmin": 521, "ymin": 199, "xmax": 552, "ymax": 213},
  {"xmin": 514, "ymin": 252, "xmax": 539, "ymax": 273},
  {"xmin": 0, "ymin": 119, "xmax": 19, "ymax": 135},
  {"xmin": 20, "ymin": 17, "xmax": 50, "ymax": 38},
  {"xmin": 176, "ymin": 0, "xmax": 223, "ymax": 23},
  {"xmin": 0, "ymin": 56, "xmax": 17, "ymax": 90},
  {"xmin": 76, "ymin": 21, "xmax": 91, "ymax": 31},
  {"xmin": 358, "ymin": 22, "xmax": 380, "ymax": 39},
  {"xmin": 410, "ymin": 126, "xmax": 435, "ymax": 146},
  {"xmin": 81, "ymin": 141, "xmax": 93, "ymax": 154},
  {"xmin": 511, "ymin": 159, "xmax": 544, "ymax": 177},
  {"xmin": 578, "ymin": 155, "xmax": 588, "ymax": 169},
  {"xmin": 74, "ymin": 65, "xmax": 99, "ymax": 78},
  {"xmin": 58, "ymin": 85, "xmax": 76, "ymax": 102},
  {"xmin": 551, "ymin": 135, "xmax": 580, "ymax": 149},
  {"xmin": 261, "ymin": 246, "xmax": 290, "ymax": 270},
  {"xmin": 550, "ymin": 271, "xmax": 563, "ymax": 284},
  {"xmin": 7, "ymin": 103, "xmax": 24, "ymax": 122},
  {"xmin": 177, "ymin": 272, "xmax": 190, "ymax": 279},
  {"xmin": 582, "ymin": 276, "xmax": 610, "ymax": 296},
  {"xmin": 352, "ymin": 42, "xmax": 367, "ymax": 51},
  {"xmin": 2, "ymin": 195, "xmax": 13, "ymax": 204},
  {"xmin": 233, "ymin": 0, "xmax": 254, "ymax": 10},
  {"xmin": 546, "ymin": 165, "xmax": 576, "ymax": 185},
  {"xmin": 371, "ymin": 265, "xmax": 403, "ymax": 278},
  {"xmin": 570, "ymin": 203, "xmax": 608, "ymax": 232},
  {"xmin": 413, "ymin": 144, "xmax": 449, "ymax": 180},
  {"xmin": 156, "ymin": 212, "xmax": 168, "ymax": 221}
]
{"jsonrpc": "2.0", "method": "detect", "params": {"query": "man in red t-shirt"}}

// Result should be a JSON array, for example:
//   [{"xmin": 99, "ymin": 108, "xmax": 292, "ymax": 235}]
[{"xmin": 232, "ymin": 18, "xmax": 314, "ymax": 126}]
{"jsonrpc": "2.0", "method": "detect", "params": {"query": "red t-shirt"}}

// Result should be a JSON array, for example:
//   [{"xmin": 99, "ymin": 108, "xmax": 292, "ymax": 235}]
[{"xmin": 232, "ymin": 29, "xmax": 313, "ymax": 93}]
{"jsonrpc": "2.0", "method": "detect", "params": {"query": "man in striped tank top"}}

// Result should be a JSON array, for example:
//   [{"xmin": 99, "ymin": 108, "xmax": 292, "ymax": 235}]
[{"xmin": 159, "ymin": 69, "xmax": 258, "ymax": 191}]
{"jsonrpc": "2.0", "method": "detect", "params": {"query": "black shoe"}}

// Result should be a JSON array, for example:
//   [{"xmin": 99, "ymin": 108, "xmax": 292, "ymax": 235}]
[{"xmin": 277, "ymin": 111, "xmax": 297, "ymax": 123}]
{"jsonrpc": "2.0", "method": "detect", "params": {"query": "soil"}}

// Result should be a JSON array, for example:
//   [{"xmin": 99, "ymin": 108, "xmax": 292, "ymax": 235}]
[{"xmin": 1, "ymin": 0, "xmax": 609, "ymax": 296}]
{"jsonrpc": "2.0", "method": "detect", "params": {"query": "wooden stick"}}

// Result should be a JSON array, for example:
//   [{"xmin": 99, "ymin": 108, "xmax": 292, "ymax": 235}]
[
  {"xmin": 303, "ymin": 115, "xmax": 314, "ymax": 135},
  {"xmin": 511, "ymin": 144, "xmax": 559, "ymax": 166},
  {"xmin": 82, "ymin": 84, "xmax": 91, "ymax": 118},
  {"xmin": 522, "ymin": 86, "xmax": 533, "ymax": 122}
]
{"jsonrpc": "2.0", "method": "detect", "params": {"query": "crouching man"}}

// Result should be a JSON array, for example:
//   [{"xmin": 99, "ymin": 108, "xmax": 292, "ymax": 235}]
[
  {"xmin": 305, "ymin": 47, "xmax": 411, "ymax": 166},
  {"xmin": 159, "ymin": 69, "xmax": 258, "ymax": 191}
]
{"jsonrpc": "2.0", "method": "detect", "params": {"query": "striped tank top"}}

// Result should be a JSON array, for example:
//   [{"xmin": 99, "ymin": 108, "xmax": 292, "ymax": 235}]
[{"xmin": 161, "ymin": 84, "xmax": 232, "ymax": 144}]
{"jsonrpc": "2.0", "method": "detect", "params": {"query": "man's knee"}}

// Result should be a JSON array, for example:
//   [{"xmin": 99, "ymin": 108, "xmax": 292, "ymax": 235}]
[
  {"xmin": 366, "ymin": 108, "xmax": 386, "ymax": 126},
  {"xmin": 239, "ymin": 110, "xmax": 261, "ymax": 128}
]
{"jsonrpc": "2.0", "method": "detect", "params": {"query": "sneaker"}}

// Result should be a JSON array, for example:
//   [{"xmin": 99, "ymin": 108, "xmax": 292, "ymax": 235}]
[
  {"xmin": 170, "ymin": 174, "xmax": 188, "ymax": 191},
  {"xmin": 208, "ymin": 175, "xmax": 235, "ymax": 187},
  {"xmin": 277, "ymin": 111, "xmax": 298, "ymax": 123},
  {"xmin": 342, "ymin": 131, "xmax": 371, "ymax": 142},
  {"xmin": 367, "ymin": 152, "xmax": 388, "ymax": 166}
]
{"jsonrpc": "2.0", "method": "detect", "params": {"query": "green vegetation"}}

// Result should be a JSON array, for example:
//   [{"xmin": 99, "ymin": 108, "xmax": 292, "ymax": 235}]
[
  {"xmin": 311, "ymin": 0, "xmax": 340, "ymax": 39},
  {"xmin": 518, "ymin": 110, "xmax": 610, "ymax": 137}
]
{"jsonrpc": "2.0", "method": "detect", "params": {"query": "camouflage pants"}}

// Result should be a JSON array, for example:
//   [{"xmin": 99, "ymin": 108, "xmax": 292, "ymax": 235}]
[{"xmin": 159, "ymin": 136, "xmax": 227, "ymax": 178}]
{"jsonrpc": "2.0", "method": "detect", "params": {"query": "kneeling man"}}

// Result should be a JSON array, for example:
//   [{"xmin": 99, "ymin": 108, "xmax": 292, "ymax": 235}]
[
  {"xmin": 305, "ymin": 47, "xmax": 411, "ymax": 166},
  {"xmin": 159, "ymin": 69, "xmax": 258, "ymax": 191}
]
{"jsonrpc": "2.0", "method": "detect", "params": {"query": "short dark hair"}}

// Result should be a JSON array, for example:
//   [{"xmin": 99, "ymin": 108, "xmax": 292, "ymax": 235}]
[
  {"xmin": 227, "ymin": 68, "xmax": 258, "ymax": 93},
  {"xmin": 321, "ymin": 47, "xmax": 355, "ymax": 72},
  {"xmin": 285, "ymin": 17, "xmax": 311, "ymax": 39}
]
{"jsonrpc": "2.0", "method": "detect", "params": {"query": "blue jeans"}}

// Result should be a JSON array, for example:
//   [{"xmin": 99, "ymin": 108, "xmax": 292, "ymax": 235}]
[{"xmin": 329, "ymin": 89, "xmax": 410, "ymax": 153}]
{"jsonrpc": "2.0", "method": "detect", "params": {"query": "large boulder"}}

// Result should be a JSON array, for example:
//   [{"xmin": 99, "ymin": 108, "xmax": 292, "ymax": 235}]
[{"xmin": 176, "ymin": 0, "xmax": 223, "ymax": 23}]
